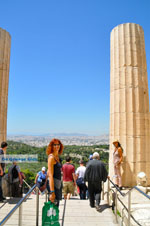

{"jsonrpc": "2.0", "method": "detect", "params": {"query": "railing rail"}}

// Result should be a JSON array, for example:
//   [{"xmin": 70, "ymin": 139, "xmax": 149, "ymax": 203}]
[
  {"xmin": 0, "ymin": 184, "xmax": 39, "ymax": 226},
  {"xmin": 109, "ymin": 179, "xmax": 150, "ymax": 199},
  {"xmin": 105, "ymin": 179, "xmax": 150, "ymax": 226}
]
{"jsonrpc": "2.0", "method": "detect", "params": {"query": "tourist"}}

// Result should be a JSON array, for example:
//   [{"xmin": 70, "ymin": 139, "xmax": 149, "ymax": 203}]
[
  {"xmin": 62, "ymin": 156, "xmax": 76, "ymax": 200},
  {"xmin": 35, "ymin": 167, "xmax": 47, "ymax": 191},
  {"xmin": 84, "ymin": 152, "xmax": 108, "ymax": 211},
  {"xmin": 46, "ymin": 138, "xmax": 63, "ymax": 207},
  {"xmin": 76, "ymin": 160, "xmax": 87, "ymax": 200},
  {"xmin": 0, "ymin": 142, "xmax": 8, "ymax": 202},
  {"xmin": 89, "ymin": 154, "xmax": 93, "ymax": 160},
  {"xmin": 8, "ymin": 162, "xmax": 22, "ymax": 197},
  {"xmin": 112, "ymin": 140, "xmax": 123, "ymax": 190},
  {"xmin": 20, "ymin": 171, "xmax": 26, "ymax": 195}
]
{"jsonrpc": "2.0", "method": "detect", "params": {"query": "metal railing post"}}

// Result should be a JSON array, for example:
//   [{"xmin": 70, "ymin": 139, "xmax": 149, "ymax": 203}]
[
  {"xmin": 18, "ymin": 204, "xmax": 22, "ymax": 226},
  {"xmin": 115, "ymin": 188, "xmax": 118, "ymax": 223},
  {"xmin": 36, "ymin": 188, "xmax": 39, "ymax": 226},
  {"xmin": 45, "ymin": 190, "xmax": 47, "ymax": 202},
  {"xmin": 102, "ymin": 182, "xmax": 104, "ymax": 200},
  {"xmin": 107, "ymin": 179, "xmax": 110, "ymax": 205},
  {"xmin": 62, "ymin": 199, "xmax": 66, "ymax": 226},
  {"xmin": 121, "ymin": 207, "xmax": 125, "ymax": 226},
  {"xmin": 128, "ymin": 191, "xmax": 131, "ymax": 226}
]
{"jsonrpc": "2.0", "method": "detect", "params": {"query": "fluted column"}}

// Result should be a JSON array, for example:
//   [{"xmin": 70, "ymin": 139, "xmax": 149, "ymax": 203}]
[
  {"xmin": 0, "ymin": 28, "xmax": 11, "ymax": 143},
  {"xmin": 109, "ymin": 23, "xmax": 150, "ymax": 186}
]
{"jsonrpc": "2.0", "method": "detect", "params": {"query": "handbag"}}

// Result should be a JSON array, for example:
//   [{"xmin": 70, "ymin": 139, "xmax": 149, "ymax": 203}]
[
  {"xmin": 42, "ymin": 201, "xmax": 60, "ymax": 226},
  {"xmin": 76, "ymin": 177, "xmax": 84, "ymax": 186}
]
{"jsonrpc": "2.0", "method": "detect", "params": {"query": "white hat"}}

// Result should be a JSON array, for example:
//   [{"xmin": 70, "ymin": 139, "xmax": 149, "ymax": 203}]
[
  {"xmin": 93, "ymin": 152, "xmax": 99, "ymax": 158},
  {"xmin": 42, "ymin": 167, "xmax": 46, "ymax": 171}
]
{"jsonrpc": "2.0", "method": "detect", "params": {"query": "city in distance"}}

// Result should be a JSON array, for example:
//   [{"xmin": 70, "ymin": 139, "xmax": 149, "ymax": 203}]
[{"xmin": 7, "ymin": 133, "xmax": 109, "ymax": 147}]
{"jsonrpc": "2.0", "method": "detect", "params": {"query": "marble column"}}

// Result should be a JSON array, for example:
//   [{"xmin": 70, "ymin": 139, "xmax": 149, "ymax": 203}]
[
  {"xmin": 0, "ymin": 28, "xmax": 11, "ymax": 144},
  {"xmin": 109, "ymin": 23, "xmax": 150, "ymax": 186}
]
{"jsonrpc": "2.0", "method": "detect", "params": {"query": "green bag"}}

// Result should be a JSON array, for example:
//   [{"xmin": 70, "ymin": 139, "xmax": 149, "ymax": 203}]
[{"xmin": 42, "ymin": 201, "xmax": 60, "ymax": 226}]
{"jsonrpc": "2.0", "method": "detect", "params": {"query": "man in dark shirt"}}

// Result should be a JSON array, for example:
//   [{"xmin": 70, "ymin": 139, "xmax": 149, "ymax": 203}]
[
  {"xmin": 62, "ymin": 156, "xmax": 76, "ymax": 200},
  {"xmin": 84, "ymin": 152, "xmax": 108, "ymax": 211},
  {"xmin": 0, "ymin": 141, "xmax": 8, "ymax": 202}
]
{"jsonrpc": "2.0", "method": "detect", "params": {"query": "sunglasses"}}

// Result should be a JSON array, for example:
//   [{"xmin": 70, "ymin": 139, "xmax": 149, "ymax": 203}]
[{"xmin": 53, "ymin": 144, "xmax": 60, "ymax": 146}]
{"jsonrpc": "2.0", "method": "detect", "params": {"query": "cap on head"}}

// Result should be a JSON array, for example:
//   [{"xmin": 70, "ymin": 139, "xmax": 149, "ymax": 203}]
[
  {"xmin": 42, "ymin": 167, "xmax": 46, "ymax": 171},
  {"xmin": 93, "ymin": 152, "xmax": 99, "ymax": 159},
  {"xmin": 89, "ymin": 154, "xmax": 93, "ymax": 160}
]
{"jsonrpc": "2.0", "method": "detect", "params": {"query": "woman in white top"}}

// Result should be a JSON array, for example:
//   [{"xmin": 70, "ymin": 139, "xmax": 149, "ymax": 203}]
[
  {"xmin": 76, "ymin": 160, "xmax": 87, "ymax": 199},
  {"xmin": 113, "ymin": 140, "xmax": 123, "ymax": 190}
]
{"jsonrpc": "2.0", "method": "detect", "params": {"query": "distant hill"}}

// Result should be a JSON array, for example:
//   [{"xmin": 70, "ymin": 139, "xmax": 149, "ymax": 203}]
[
  {"xmin": 8, "ymin": 132, "xmax": 89, "ymax": 137},
  {"xmin": 7, "ymin": 134, "xmax": 109, "ymax": 147}
]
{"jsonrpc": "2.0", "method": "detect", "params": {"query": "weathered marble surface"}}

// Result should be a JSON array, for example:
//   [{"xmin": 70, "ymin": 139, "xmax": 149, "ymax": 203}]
[
  {"xmin": 109, "ymin": 23, "xmax": 150, "ymax": 186},
  {"xmin": 0, "ymin": 28, "xmax": 11, "ymax": 143}
]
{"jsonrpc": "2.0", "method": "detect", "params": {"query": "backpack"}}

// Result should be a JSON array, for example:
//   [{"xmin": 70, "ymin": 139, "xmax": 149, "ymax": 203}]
[
  {"xmin": 12, "ymin": 165, "xmax": 19, "ymax": 179},
  {"xmin": 76, "ymin": 177, "xmax": 84, "ymax": 186}
]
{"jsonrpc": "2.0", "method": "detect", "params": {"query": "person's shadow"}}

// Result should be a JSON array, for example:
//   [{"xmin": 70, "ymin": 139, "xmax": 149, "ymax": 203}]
[
  {"xmin": 98, "ymin": 203, "xmax": 111, "ymax": 213},
  {"xmin": 6, "ymin": 196, "xmax": 32, "ymax": 204},
  {"xmin": 121, "ymin": 156, "xmax": 132, "ymax": 186},
  {"xmin": 6, "ymin": 197, "xmax": 22, "ymax": 204}
]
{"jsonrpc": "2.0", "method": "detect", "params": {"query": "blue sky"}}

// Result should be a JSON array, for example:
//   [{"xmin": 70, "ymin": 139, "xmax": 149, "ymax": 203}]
[{"xmin": 0, "ymin": 0, "xmax": 150, "ymax": 136}]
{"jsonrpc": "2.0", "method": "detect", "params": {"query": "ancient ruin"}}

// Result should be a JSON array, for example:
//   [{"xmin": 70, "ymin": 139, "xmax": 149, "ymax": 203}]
[
  {"xmin": 109, "ymin": 23, "xmax": 150, "ymax": 186},
  {"xmin": 0, "ymin": 28, "xmax": 11, "ymax": 144}
]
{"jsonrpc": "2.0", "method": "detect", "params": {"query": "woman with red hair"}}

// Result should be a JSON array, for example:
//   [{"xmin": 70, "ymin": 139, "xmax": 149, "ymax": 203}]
[{"xmin": 46, "ymin": 138, "xmax": 64, "ymax": 206}]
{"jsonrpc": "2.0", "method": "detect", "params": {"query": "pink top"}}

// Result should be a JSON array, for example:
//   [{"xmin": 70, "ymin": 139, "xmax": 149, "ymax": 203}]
[{"xmin": 113, "ymin": 149, "xmax": 120, "ymax": 166}]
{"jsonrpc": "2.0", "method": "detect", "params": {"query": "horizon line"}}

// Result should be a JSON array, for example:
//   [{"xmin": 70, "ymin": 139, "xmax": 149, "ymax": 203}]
[{"xmin": 7, "ymin": 132, "xmax": 109, "ymax": 137}]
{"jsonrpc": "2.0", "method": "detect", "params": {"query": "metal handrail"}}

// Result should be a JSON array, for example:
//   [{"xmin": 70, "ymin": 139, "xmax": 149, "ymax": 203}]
[
  {"xmin": 107, "ymin": 179, "xmax": 150, "ymax": 226},
  {"xmin": 109, "ymin": 179, "xmax": 150, "ymax": 199},
  {"xmin": 0, "ymin": 184, "xmax": 39, "ymax": 226}
]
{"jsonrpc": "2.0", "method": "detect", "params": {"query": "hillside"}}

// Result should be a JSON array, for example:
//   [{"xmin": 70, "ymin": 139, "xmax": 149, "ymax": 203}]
[{"xmin": 5, "ymin": 141, "xmax": 109, "ymax": 186}]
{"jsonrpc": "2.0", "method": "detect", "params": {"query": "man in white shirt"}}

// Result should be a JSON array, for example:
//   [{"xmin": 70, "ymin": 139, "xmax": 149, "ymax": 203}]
[{"xmin": 76, "ymin": 160, "xmax": 87, "ymax": 199}]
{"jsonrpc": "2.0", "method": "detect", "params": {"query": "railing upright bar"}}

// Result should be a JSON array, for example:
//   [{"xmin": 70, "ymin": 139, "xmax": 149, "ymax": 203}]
[
  {"xmin": 107, "ymin": 179, "xmax": 110, "ymax": 205},
  {"xmin": 18, "ymin": 204, "xmax": 22, "ymax": 226},
  {"xmin": 102, "ymin": 182, "xmax": 104, "ymax": 200},
  {"xmin": 115, "ymin": 188, "xmax": 118, "ymax": 223},
  {"xmin": 128, "ymin": 191, "xmax": 131, "ymax": 226},
  {"xmin": 45, "ymin": 190, "xmax": 48, "ymax": 202},
  {"xmin": 36, "ymin": 188, "xmax": 39, "ymax": 226},
  {"xmin": 61, "ymin": 199, "xmax": 66, "ymax": 226}
]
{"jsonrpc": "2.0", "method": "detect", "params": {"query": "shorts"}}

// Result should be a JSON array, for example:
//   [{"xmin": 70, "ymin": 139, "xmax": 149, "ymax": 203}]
[{"xmin": 63, "ymin": 181, "xmax": 74, "ymax": 195}]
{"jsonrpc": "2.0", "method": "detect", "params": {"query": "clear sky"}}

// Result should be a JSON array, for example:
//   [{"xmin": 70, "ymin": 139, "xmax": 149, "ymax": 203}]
[{"xmin": 0, "ymin": 0, "xmax": 150, "ymax": 136}]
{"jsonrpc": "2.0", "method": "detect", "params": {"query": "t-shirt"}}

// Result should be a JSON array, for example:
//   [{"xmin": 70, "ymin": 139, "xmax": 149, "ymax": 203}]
[
  {"xmin": 62, "ymin": 163, "xmax": 75, "ymax": 182},
  {"xmin": 76, "ymin": 166, "xmax": 86, "ymax": 178},
  {"xmin": 37, "ymin": 171, "xmax": 47, "ymax": 183}
]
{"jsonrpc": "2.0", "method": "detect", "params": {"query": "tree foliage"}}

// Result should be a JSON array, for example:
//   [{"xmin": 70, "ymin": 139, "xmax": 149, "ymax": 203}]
[{"xmin": 6, "ymin": 141, "xmax": 109, "ymax": 186}]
